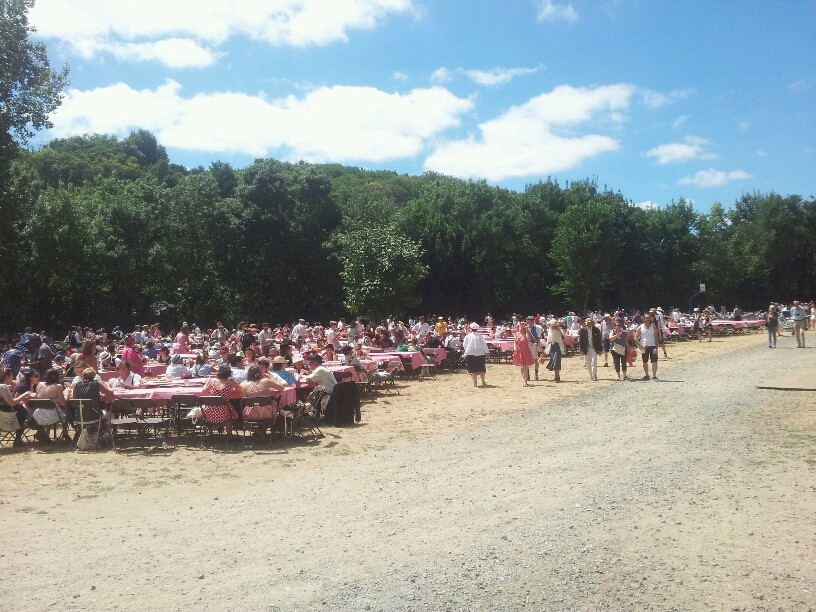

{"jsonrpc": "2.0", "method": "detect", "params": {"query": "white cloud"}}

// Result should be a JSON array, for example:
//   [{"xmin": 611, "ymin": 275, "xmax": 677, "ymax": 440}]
[
  {"xmin": 641, "ymin": 87, "xmax": 694, "ymax": 109},
  {"xmin": 74, "ymin": 38, "xmax": 220, "ymax": 68},
  {"xmin": 430, "ymin": 67, "xmax": 453, "ymax": 84},
  {"xmin": 461, "ymin": 66, "xmax": 540, "ymax": 86},
  {"xmin": 636, "ymin": 201, "xmax": 660, "ymax": 210},
  {"xmin": 49, "ymin": 80, "xmax": 473, "ymax": 162},
  {"xmin": 30, "ymin": 0, "xmax": 414, "ymax": 67},
  {"xmin": 755, "ymin": 149, "xmax": 767, "ymax": 157},
  {"xmin": 672, "ymin": 115, "xmax": 689, "ymax": 128},
  {"xmin": 392, "ymin": 71, "xmax": 409, "ymax": 81},
  {"xmin": 787, "ymin": 78, "xmax": 814, "ymax": 91},
  {"xmin": 677, "ymin": 169, "xmax": 752, "ymax": 188},
  {"xmin": 424, "ymin": 83, "xmax": 635, "ymax": 181},
  {"xmin": 646, "ymin": 136, "xmax": 716, "ymax": 165},
  {"xmin": 536, "ymin": 0, "xmax": 579, "ymax": 22}
]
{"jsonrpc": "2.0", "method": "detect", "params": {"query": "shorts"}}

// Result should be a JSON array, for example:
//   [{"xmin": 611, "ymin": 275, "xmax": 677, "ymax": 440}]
[
  {"xmin": 641, "ymin": 346, "xmax": 658, "ymax": 364},
  {"xmin": 465, "ymin": 355, "xmax": 486, "ymax": 374},
  {"xmin": 602, "ymin": 338, "xmax": 611, "ymax": 353}
]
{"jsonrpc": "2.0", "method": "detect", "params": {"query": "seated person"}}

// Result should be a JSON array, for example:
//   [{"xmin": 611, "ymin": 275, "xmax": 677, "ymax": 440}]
[
  {"xmin": 98, "ymin": 351, "xmax": 116, "ymax": 371},
  {"xmin": 425, "ymin": 333, "xmax": 442, "ymax": 348},
  {"xmin": 156, "ymin": 346, "xmax": 171, "ymax": 365},
  {"xmin": 143, "ymin": 340, "xmax": 158, "ymax": 360},
  {"xmin": 300, "ymin": 354, "xmax": 337, "ymax": 393},
  {"xmin": 270, "ymin": 356, "xmax": 297, "ymax": 385},
  {"xmin": 190, "ymin": 353, "xmax": 212, "ymax": 377},
  {"xmin": 240, "ymin": 365, "xmax": 284, "ymax": 397},
  {"xmin": 320, "ymin": 343, "xmax": 337, "ymax": 362},
  {"xmin": 109, "ymin": 360, "xmax": 142, "ymax": 389},
  {"xmin": 0, "ymin": 367, "xmax": 36, "ymax": 446},
  {"xmin": 165, "ymin": 354, "xmax": 192, "ymax": 379},
  {"xmin": 340, "ymin": 345, "xmax": 363, "ymax": 373},
  {"xmin": 228, "ymin": 354, "xmax": 248, "ymax": 383}
]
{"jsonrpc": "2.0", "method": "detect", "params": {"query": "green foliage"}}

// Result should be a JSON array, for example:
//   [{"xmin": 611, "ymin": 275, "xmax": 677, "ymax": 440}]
[
  {"xmin": 1, "ymin": 126, "xmax": 814, "ymax": 332},
  {"xmin": 334, "ymin": 222, "xmax": 428, "ymax": 320}
]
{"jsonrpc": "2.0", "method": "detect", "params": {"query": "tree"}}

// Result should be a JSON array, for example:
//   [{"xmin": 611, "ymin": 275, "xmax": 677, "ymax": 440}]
[
  {"xmin": 549, "ymin": 199, "xmax": 617, "ymax": 311},
  {"xmin": 0, "ymin": 0, "xmax": 69, "ymax": 171},
  {"xmin": 333, "ymin": 223, "xmax": 428, "ymax": 320}
]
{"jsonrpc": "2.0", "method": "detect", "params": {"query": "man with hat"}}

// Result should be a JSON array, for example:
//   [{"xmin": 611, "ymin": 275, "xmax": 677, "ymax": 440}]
[
  {"xmin": 790, "ymin": 300, "xmax": 807, "ymax": 348},
  {"xmin": 578, "ymin": 318, "xmax": 603, "ymax": 381},
  {"xmin": 462, "ymin": 322, "xmax": 489, "ymax": 387}
]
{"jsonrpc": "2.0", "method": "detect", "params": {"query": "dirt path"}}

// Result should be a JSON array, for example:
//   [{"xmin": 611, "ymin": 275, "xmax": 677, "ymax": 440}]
[{"xmin": 1, "ymin": 335, "xmax": 814, "ymax": 610}]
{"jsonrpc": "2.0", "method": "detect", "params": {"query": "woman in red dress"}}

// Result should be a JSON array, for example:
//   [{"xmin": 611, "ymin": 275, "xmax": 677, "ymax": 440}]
[
  {"xmin": 200, "ymin": 364, "xmax": 242, "ymax": 437},
  {"xmin": 513, "ymin": 322, "xmax": 536, "ymax": 387}
]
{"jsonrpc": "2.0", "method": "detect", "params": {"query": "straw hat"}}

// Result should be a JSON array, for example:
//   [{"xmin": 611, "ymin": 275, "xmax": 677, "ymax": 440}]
[
  {"xmin": 272, "ymin": 356, "xmax": 287, "ymax": 365},
  {"xmin": 469, "ymin": 322, "xmax": 479, "ymax": 330}
]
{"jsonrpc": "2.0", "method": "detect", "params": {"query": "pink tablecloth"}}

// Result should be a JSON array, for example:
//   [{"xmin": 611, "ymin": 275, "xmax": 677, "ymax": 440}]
[
  {"xmin": 486, "ymin": 340, "xmax": 513, "ymax": 351},
  {"xmin": 116, "ymin": 383, "xmax": 298, "ymax": 407},
  {"xmin": 375, "ymin": 351, "xmax": 426, "ymax": 369}
]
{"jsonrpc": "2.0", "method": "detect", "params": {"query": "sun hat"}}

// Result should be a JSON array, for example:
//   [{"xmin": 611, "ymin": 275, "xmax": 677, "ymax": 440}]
[
  {"xmin": 272, "ymin": 356, "xmax": 288, "ymax": 364},
  {"xmin": 693, "ymin": 307, "xmax": 700, "ymax": 312},
  {"xmin": 171, "ymin": 354, "xmax": 181, "ymax": 364},
  {"xmin": 469, "ymin": 322, "xmax": 479, "ymax": 330},
  {"xmin": 99, "ymin": 351, "xmax": 111, "ymax": 362}
]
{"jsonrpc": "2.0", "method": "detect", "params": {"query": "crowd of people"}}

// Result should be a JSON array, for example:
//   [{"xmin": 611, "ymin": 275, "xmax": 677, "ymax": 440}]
[{"xmin": 0, "ymin": 300, "xmax": 812, "ymax": 447}]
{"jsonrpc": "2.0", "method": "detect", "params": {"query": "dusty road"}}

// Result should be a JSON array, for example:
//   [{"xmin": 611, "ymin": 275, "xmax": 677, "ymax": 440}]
[{"xmin": 1, "ymin": 334, "xmax": 813, "ymax": 610}]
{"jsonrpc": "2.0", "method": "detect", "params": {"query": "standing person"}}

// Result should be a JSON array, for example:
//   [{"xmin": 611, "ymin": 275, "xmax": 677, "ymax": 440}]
[
  {"xmin": 608, "ymin": 319, "xmax": 630, "ymax": 380},
  {"xmin": 766, "ymin": 305, "xmax": 779, "ymax": 348},
  {"xmin": 526, "ymin": 316, "xmax": 543, "ymax": 380},
  {"xmin": 599, "ymin": 314, "xmax": 614, "ymax": 367},
  {"xmin": 654, "ymin": 308, "xmax": 669, "ymax": 359},
  {"xmin": 120, "ymin": 334, "xmax": 144, "ymax": 376},
  {"xmin": 635, "ymin": 312, "xmax": 659, "ymax": 381},
  {"xmin": 543, "ymin": 319, "xmax": 565, "ymax": 383},
  {"xmin": 790, "ymin": 300, "xmax": 807, "ymax": 348},
  {"xmin": 578, "ymin": 318, "xmax": 603, "ymax": 381},
  {"xmin": 513, "ymin": 322, "xmax": 536, "ymax": 387},
  {"xmin": 462, "ymin": 322, "xmax": 489, "ymax": 387}
]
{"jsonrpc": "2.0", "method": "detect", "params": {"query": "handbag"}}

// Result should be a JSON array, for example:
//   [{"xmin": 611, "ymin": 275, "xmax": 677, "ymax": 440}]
[
  {"xmin": 76, "ymin": 428, "xmax": 99, "ymax": 451},
  {"xmin": 612, "ymin": 341, "xmax": 626, "ymax": 356}
]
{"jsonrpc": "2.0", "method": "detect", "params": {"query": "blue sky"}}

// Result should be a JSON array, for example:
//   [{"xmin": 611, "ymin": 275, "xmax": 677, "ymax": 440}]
[{"xmin": 30, "ymin": 0, "xmax": 815, "ymax": 210}]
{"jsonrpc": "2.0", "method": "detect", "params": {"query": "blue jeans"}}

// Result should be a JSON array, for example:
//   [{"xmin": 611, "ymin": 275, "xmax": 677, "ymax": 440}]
[{"xmin": 767, "ymin": 326, "xmax": 777, "ymax": 347}]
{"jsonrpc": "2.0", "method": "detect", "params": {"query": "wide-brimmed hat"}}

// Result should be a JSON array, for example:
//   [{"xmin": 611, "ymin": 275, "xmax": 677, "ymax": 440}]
[
  {"xmin": 99, "ymin": 351, "xmax": 111, "ymax": 362},
  {"xmin": 171, "ymin": 354, "xmax": 182, "ymax": 364},
  {"xmin": 469, "ymin": 322, "xmax": 479, "ymax": 330},
  {"xmin": 272, "ymin": 356, "xmax": 287, "ymax": 364}
]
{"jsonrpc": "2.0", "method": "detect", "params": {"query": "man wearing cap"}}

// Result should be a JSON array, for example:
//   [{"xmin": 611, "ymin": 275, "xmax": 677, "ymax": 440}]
[
  {"xmin": 578, "ymin": 318, "xmax": 603, "ymax": 381},
  {"xmin": 635, "ymin": 312, "xmax": 659, "ymax": 380},
  {"xmin": 166, "ymin": 354, "xmax": 192, "ymax": 379},
  {"xmin": 790, "ymin": 300, "xmax": 807, "ymax": 348},
  {"xmin": 526, "ymin": 316, "xmax": 544, "ymax": 380},
  {"xmin": 462, "ymin": 322, "xmax": 489, "ymax": 387}
]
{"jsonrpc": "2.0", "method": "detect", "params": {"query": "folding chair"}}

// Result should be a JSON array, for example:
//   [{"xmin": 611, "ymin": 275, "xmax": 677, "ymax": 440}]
[
  {"xmin": 67, "ymin": 399, "xmax": 103, "ymax": 450},
  {"xmin": 286, "ymin": 401, "xmax": 323, "ymax": 440},
  {"xmin": 0, "ymin": 408, "xmax": 21, "ymax": 447},
  {"xmin": 241, "ymin": 396, "xmax": 280, "ymax": 449},
  {"xmin": 372, "ymin": 361, "xmax": 401, "ymax": 394},
  {"xmin": 27, "ymin": 398, "xmax": 70, "ymax": 441},
  {"xmin": 130, "ymin": 398, "xmax": 172, "ymax": 449},
  {"xmin": 169, "ymin": 394, "xmax": 200, "ymax": 440},
  {"xmin": 197, "ymin": 396, "xmax": 235, "ymax": 448}
]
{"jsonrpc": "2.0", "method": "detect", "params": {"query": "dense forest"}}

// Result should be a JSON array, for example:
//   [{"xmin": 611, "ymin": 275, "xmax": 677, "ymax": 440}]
[{"xmin": 1, "ymin": 130, "xmax": 813, "ymax": 331}]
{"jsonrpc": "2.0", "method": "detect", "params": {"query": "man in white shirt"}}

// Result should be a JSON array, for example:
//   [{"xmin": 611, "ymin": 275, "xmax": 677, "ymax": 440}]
[
  {"xmin": 635, "ymin": 313, "xmax": 659, "ymax": 381},
  {"xmin": 292, "ymin": 319, "xmax": 309, "ymax": 338},
  {"xmin": 325, "ymin": 321, "xmax": 338, "ymax": 348},
  {"xmin": 110, "ymin": 361, "xmax": 142, "ymax": 389},
  {"xmin": 257, "ymin": 323, "xmax": 274, "ymax": 347},
  {"xmin": 166, "ymin": 354, "xmax": 192, "ymax": 379},
  {"xmin": 302, "ymin": 355, "xmax": 337, "ymax": 393},
  {"xmin": 412, "ymin": 316, "xmax": 431, "ymax": 343},
  {"xmin": 790, "ymin": 300, "xmax": 807, "ymax": 348},
  {"xmin": 462, "ymin": 322, "xmax": 489, "ymax": 387}
]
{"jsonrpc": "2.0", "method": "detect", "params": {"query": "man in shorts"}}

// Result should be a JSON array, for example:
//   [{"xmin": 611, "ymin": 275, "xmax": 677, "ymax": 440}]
[
  {"xmin": 599, "ymin": 313, "xmax": 614, "ymax": 367},
  {"xmin": 635, "ymin": 312, "xmax": 659, "ymax": 381}
]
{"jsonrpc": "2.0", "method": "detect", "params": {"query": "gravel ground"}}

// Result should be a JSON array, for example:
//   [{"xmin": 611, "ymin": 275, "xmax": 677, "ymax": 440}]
[{"xmin": 1, "ymin": 338, "xmax": 813, "ymax": 611}]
